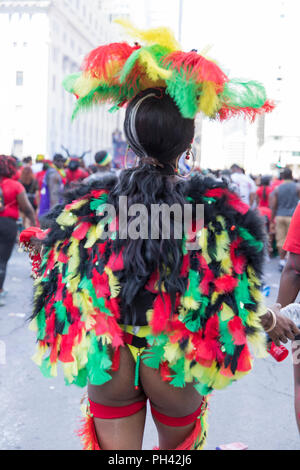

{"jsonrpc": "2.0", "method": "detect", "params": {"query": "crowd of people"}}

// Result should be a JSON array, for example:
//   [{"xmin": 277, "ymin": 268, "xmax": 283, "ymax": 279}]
[
  {"xmin": 0, "ymin": 150, "xmax": 112, "ymax": 307},
  {"xmin": 204, "ymin": 164, "xmax": 300, "ymax": 272}
]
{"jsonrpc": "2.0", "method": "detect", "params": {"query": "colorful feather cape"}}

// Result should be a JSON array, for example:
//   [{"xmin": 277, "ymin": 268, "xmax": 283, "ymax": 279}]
[
  {"xmin": 62, "ymin": 19, "xmax": 274, "ymax": 121},
  {"xmin": 29, "ymin": 174, "xmax": 267, "ymax": 396}
]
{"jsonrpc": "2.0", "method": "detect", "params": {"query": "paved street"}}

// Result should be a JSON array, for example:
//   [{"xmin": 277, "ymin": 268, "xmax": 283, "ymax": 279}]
[{"xmin": 0, "ymin": 247, "xmax": 299, "ymax": 450}]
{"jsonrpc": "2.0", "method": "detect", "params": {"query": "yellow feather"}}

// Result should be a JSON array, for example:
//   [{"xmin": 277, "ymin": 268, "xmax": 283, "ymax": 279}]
[
  {"xmin": 181, "ymin": 296, "xmax": 200, "ymax": 310},
  {"xmin": 73, "ymin": 74, "xmax": 100, "ymax": 97},
  {"xmin": 212, "ymin": 371, "xmax": 232, "ymax": 390},
  {"xmin": 62, "ymin": 361, "xmax": 78, "ymax": 383},
  {"xmin": 50, "ymin": 362, "xmax": 58, "ymax": 377},
  {"xmin": 29, "ymin": 317, "xmax": 38, "ymax": 332},
  {"xmin": 84, "ymin": 225, "xmax": 98, "ymax": 248},
  {"xmin": 146, "ymin": 309, "xmax": 154, "ymax": 324},
  {"xmin": 68, "ymin": 239, "xmax": 80, "ymax": 274},
  {"xmin": 31, "ymin": 343, "xmax": 47, "ymax": 366},
  {"xmin": 68, "ymin": 274, "xmax": 81, "ymax": 293},
  {"xmin": 56, "ymin": 210, "xmax": 78, "ymax": 227},
  {"xmin": 115, "ymin": 18, "xmax": 180, "ymax": 51},
  {"xmin": 139, "ymin": 49, "xmax": 172, "ymax": 81},
  {"xmin": 163, "ymin": 342, "xmax": 183, "ymax": 363},
  {"xmin": 220, "ymin": 303, "xmax": 235, "ymax": 321},
  {"xmin": 211, "ymin": 291, "xmax": 219, "ymax": 305},
  {"xmin": 198, "ymin": 81, "xmax": 221, "ymax": 116},
  {"xmin": 105, "ymin": 267, "xmax": 121, "ymax": 298}
]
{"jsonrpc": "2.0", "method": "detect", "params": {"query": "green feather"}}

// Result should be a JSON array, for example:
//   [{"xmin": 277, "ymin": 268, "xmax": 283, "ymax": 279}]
[
  {"xmin": 37, "ymin": 307, "xmax": 46, "ymax": 341},
  {"xmin": 40, "ymin": 357, "xmax": 52, "ymax": 378},
  {"xmin": 194, "ymin": 382, "xmax": 213, "ymax": 396},
  {"xmin": 238, "ymin": 227, "xmax": 264, "ymax": 252}
]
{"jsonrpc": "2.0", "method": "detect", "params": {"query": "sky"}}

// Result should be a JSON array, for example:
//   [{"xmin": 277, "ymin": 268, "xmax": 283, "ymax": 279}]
[{"xmin": 129, "ymin": 0, "xmax": 300, "ymax": 90}]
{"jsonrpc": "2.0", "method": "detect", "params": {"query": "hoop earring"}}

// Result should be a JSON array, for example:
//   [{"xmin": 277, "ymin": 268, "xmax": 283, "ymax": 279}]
[
  {"xmin": 124, "ymin": 145, "xmax": 138, "ymax": 169},
  {"xmin": 175, "ymin": 146, "xmax": 196, "ymax": 178}
]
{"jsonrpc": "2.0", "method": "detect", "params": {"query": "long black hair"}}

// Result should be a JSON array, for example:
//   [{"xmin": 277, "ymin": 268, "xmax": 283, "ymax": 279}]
[{"xmin": 109, "ymin": 88, "xmax": 195, "ymax": 317}]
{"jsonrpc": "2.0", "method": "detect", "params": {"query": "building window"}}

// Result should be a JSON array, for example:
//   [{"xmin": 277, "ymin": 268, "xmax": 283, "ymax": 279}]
[
  {"xmin": 52, "ymin": 76, "xmax": 56, "ymax": 91},
  {"xmin": 12, "ymin": 139, "xmax": 23, "ymax": 157},
  {"xmin": 16, "ymin": 71, "xmax": 23, "ymax": 86}
]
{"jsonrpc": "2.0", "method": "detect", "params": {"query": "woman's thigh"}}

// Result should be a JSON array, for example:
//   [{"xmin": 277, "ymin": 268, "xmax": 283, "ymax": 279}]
[
  {"xmin": 139, "ymin": 360, "xmax": 203, "ymax": 417},
  {"xmin": 88, "ymin": 345, "xmax": 147, "ymax": 406},
  {"xmin": 0, "ymin": 218, "xmax": 17, "ymax": 263}
]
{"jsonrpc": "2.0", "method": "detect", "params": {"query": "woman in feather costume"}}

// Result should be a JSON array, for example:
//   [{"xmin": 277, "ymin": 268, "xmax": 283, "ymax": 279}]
[{"xmin": 20, "ymin": 21, "xmax": 300, "ymax": 450}]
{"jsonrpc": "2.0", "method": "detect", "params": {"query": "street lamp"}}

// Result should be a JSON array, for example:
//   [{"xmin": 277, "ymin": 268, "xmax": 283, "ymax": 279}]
[{"xmin": 178, "ymin": 0, "xmax": 183, "ymax": 43}]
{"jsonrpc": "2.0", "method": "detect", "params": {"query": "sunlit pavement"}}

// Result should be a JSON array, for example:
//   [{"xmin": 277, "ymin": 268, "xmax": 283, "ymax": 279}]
[{"xmin": 0, "ymin": 247, "xmax": 299, "ymax": 450}]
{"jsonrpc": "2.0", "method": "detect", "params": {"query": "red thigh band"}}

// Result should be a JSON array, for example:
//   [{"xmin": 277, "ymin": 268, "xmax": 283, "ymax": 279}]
[
  {"xmin": 89, "ymin": 399, "xmax": 147, "ymax": 419},
  {"xmin": 150, "ymin": 400, "xmax": 205, "ymax": 427}
]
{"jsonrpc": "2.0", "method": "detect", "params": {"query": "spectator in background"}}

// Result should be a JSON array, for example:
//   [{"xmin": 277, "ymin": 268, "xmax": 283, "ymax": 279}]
[
  {"xmin": 38, "ymin": 154, "xmax": 66, "ymax": 221},
  {"xmin": 19, "ymin": 166, "xmax": 39, "ymax": 227},
  {"xmin": 0, "ymin": 155, "xmax": 36, "ymax": 306},
  {"xmin": 276, "ymin": 203, "xmax": 300, "ymax": 433},
  {"xmin": 35, "ymin": 160, "xmax": 52, "ymax": 192},
  {"xmin": 22, "ymin": 156, "xmax": 32, "ymax": 167},
  {"xmin": 85, "ymin": 150, "xmax": 113, "ymax": 183},
  {"xmin": 230, "ymin": 164, "xmax": 257, "ymax": 207},
  {"xmin": 256, "ymin": 175, "xmax": 272, "ymax": 208},
  {"xmin": 270, "ymin": 167, "xmax": 300, "ymax": 271},
  {"xmin": 31, "ymin": 154, "xmax": 45, "ymax": 174},
  {"xmin": 66, "ymin": 158, "xmax": 89, "ymax": 188}
]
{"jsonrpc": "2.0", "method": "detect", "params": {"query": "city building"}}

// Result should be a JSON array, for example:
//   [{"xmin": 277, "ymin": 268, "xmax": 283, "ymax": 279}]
[{"xmin": 0, "ymin": 0, "xmax": 127, "ymax": 162}]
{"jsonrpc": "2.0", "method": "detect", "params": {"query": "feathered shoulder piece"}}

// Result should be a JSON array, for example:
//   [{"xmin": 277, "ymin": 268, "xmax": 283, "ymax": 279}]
[
  {"xmin": 63, "ymin": 18, "xmax": 274, "ymax": 121},
  {"xmin": 27, "ymin": 174, "xmax": 268, "ymax": 394}
]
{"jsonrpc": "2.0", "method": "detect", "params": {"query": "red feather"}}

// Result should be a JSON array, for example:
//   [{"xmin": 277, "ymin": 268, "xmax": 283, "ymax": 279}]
[
  {"xmin": 160, "ymin": 362, "xmax": 172, "ymax": 382},
  {"xmin": 77, "ymin": 415, "xmax": 101, "ymax": 450},
  {"xmin": 163, "ymin": 51, "xmax": 228, "ymax": 87},
  {"xmin": 228, "ymin": 316, "xmax": 246, "ymax": 345},
  {"xmin": 107, "ymin": 249, "xmax": 124, "ymax": 271},
  {"xmin": 82, "ymin": 42, "xmax": 140, "ymax": 80},
  {"xmin": 218, "ymin": 99, "xmax": 275, "ymax": 122},
  {"xmin": 91, "ymin": 269, "xmax": 110, "ymax": 298},
  {"xmin": 73, "ymin": 222, "xmax": 92, "ymax": 241},
  {"xmin": 150, "ymin": 293, "xmax": 172, "ymax": 335},
  {"xmin": 237, "ymin": 343, "xmax": 252, "ymax": 372},
  {"xmin": 214, "ymin": 274, "xmax": 238, "ymax": 293},
  {"xmin": 230, "ymin": 237, "xmax": 246, "ymax": 274},
  {"xmin": 224, "ymin": 189, "xmax": 249, "ymax": 215},
  {"xmin": 180, "ymin": 254, "xmax": 190, "ymax": 276}
]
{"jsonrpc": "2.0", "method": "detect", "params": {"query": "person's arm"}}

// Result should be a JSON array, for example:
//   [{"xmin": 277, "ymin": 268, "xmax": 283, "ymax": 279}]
[
  {"xmin": 259, "ymin": 303, "xmax": 300, "ymax": 347},
  {"xmin": 269, "ymin": 188, "xmax": 278, "ymax": 220},
  {"xmin": 277, "ymin": 253, "xmax": 300, "ymax": 307},
  {"xmin": 48, "ymin": 171, "xmax": 62, "ymax": 207},
  {"xmin": 17, "ymin": 191, "xmax": 36, "ymax": 226},
  {"xmin": 292, "ymin": 339, "xmax": 300, "ymax": 433}
]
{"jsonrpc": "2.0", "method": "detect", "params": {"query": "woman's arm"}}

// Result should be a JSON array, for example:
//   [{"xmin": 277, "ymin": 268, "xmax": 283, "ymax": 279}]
[
  {"xmin": 17, "ymin": 191, "xmax": 36, "ymax": 226},
  {"xmin": 277, "ymin": 253, "xmax": 300, "ymax": 307},
  {"xmin": 260, "ymin": 303, "xmax": 300, "ymax": 347}
]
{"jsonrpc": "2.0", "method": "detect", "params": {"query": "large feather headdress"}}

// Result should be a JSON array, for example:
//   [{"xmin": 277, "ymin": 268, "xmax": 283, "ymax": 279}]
[{"xmin": 63, "ymin": 19, "xmax": 274, "ymax": 122}]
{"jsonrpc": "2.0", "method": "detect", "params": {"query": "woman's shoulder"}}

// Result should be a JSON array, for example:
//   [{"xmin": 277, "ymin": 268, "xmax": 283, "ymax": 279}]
[{"xmin": 2, "ymin": 177, "xmax": 25, "ymax": 193}]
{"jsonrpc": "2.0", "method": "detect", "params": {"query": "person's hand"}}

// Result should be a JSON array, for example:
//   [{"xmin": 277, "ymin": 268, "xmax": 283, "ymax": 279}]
[{"xmin": 261, "ymin": 303, "xmax": 300, "ymax": 346}]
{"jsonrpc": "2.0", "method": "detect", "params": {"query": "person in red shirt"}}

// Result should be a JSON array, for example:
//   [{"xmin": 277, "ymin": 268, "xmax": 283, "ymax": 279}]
[
  {"xmin": 0, "ymin": 155, "xmax": 36, "ymax": 306},
  {"xmin": 277, "ymin": 202, "xmax": 300, "ymax": 433},
  {"xmin": 65, "ymin": 159, "xmax": 89, "ymax": 187},
  {"xmin": 256, "ymin": 175, "xmax": 272, "ymax": 208}
]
